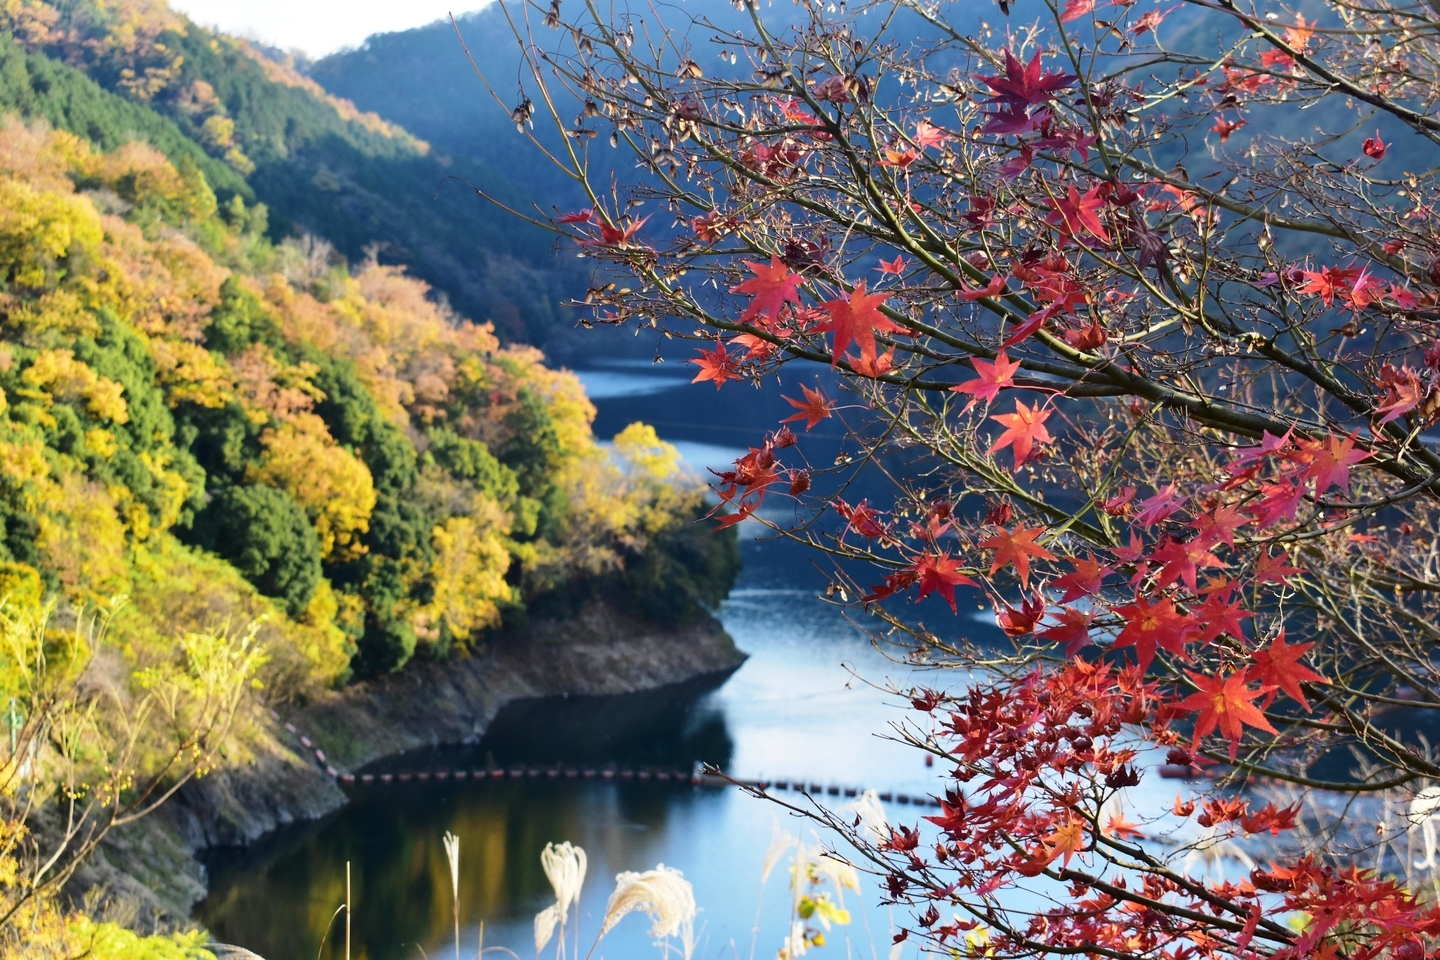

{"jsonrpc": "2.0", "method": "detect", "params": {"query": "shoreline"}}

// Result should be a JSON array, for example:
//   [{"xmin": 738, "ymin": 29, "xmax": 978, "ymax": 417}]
[{"xmin": 75, "ymin": 600, "xmax": 746, "ymax": 923}]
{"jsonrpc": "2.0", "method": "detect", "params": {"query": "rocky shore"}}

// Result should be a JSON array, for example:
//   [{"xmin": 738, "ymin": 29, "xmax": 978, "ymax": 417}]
[{"xmin": 73, "ymin": 601, "xmax": 746, "ymax": 923}]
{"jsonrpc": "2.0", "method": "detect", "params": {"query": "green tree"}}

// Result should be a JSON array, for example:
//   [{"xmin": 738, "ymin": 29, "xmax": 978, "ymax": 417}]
[
  {"xmin": 192, "ymin": 483, "xmax": 322, "ymax": 617},
  {"xmin": 624, "ymin": 499, "xmax": 740, "ymax": 625},
  {"xmin": 202, "ymin": 276, "xmax": 281, "ymax": 355},
  {"xmin": 427, "ymin": 427, "xmax": 519, "ymax": 504}
]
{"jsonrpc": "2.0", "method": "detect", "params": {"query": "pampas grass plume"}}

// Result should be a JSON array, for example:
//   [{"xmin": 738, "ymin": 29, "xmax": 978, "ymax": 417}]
[{"xmin": 599, "ymin": 864, "xmax": 696, "ymax": 939}]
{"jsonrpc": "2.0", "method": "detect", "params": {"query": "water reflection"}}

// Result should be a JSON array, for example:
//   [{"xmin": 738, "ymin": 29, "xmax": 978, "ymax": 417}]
[
  {"xmin": 572, "ymin": 368, "xmax": 693, "ymax": 400},
  {"xmin": 197, "ymin": 536, "xmax": 940, "ymax": 960},
  {"xmin": 370, "ymin": 672, "xmax": 737, "ymax": 775},
  {"xmin": 199, "ymin": 778, "xmax": 760, "ymax": 960},
  {"xmin": 197, "ymin": 369, "xmax": 959, "ymax": 960}
]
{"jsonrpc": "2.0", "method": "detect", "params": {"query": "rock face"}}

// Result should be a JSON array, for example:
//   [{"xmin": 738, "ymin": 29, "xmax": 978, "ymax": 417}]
[{"xmin": 77, "ymin": 601, "xmax": 744, "ymax": 922}]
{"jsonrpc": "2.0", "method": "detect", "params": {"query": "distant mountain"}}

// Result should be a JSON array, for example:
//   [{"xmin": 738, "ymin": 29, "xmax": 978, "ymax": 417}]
[
  {"xmin": 0, "ymin": 0, "xmax": 584, "ymax": 348},
  {"xmin": 310, "ymin": 6, "xmax": 591, "ymax": 215}
]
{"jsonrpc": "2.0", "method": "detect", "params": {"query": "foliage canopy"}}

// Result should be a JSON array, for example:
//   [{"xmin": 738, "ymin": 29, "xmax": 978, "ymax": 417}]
[{"xmin": 499, "ymin": 0, "xmax": 1440, "ymax": 955}]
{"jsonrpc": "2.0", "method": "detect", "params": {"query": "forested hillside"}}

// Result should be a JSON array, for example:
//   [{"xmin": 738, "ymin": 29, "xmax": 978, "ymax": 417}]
[
  {"xmin": 0, "ymin": 116, "xmax": 734, "ymax": 690},
  {"xmin": 0, "ymin": 0, "xmax": 583, "ymax": 347}
]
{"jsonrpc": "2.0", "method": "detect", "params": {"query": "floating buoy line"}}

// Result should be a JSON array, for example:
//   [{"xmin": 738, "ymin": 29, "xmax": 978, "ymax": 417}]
[
  {"xmin": 271, "ymin": 710, "xmax": 1218, "ymax": 810},
  {"xmin": 335, "ymin": 766, "xmax": 943, "ymax": 807}
]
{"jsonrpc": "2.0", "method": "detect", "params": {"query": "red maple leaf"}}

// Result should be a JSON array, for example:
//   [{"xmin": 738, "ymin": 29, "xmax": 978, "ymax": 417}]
[
  {"xmin": 979, "ymin": 49, "xmax": 1076, "ymax": 109},
  {"xmin": 836, "ymin": 498, "xmax": 887, "ymax": 540},
  {"xmin": 1134, "ymin": 484, "xmax": 1186, "ymax": 526},
  {"xmin": 1362, "ymin": 131, "xmax": 1387, "ymax": 160},
  {"xmin": 881, "ymin": 143, "xmax": 919, "ymax": 167},
  {"xmin": 850, "ymin": 348, "xmax": 896, "ymax": 379},
  {"xmin": 731, "ymin": 333, "xmax": 776, "ymax": 360},
  {"xmin": 1375, "ymin": 364, "xmax": 1425, "ymax": 425},
  {"xmin": 710, "ymin": 502, "xmax": 756, "ymax": 531},
  {"xmin": 1254, "ymin": 548, "xmax": 1303, "ymax": 586},
  {"xmin": 1151, "ymin": 537, "xmax": 1227, "ymax": 594},
  {"xmin": 876, "ymin": 254, "xmax": 907, "ymax": 276},
  {"xmin": 912, "ymin": 553, "xmax": 978, "ymax": 612},
  {"xmin": 1188, "ymin": 503, "xmax": 1248, "ymax": 548},
  {"xmin": 1297, "ymin": 264, "xmax": 1364, "ymax": 307},
  {"xmin": 955, "ymin": 273, "xmax": 1009, "ymax": 301},
  {"xmin": 950, "ymin": 351, "xmax": 1020, "ymax": 408},
  {"xmin": 1229, "ymin": 428, "xmax": 1294, "ymax": 469},
  {"xmin": 1041, "ymin": 606, "xmax": 1094, "ymax": 655},
  {"xmin": 732, "ymin": 256, "xmax": 803, "ymax": 328},
  {"xmin": 990, "ymin": 399, "xmax": 1054, "ymax": 469},
  {"xmin": 996, "ymin": 592, "xmax": 1046, "ymax": 636},
  {"xmin": 1130, "ymin": 7, "xmax": 1168, "ymax": 35},
  {"xmin": 1304, "ymin": 432, "xmax": 1369, "ymax": 495},
  {"xmin": 1059, "ymin": 0, "xmax": 1094, "ymax": 21},
  {"xmin": 1101, "ymin": 486, "xmax": 1136, "ymax": 516},
  {"xmin": 1046, "ymin": 184, "xmax": 1109, "ymax": 243},
  {"xmin": 782, "ymin": 384, "xmax": 834, "ymax": 430},
  {"xmin": 556, "ymin": 208, "xmax": 595, "ymax": 224},
  {"xmin": 979, "ymin": 523, "xmax": 1055, "ymax": 588},
  {"xmin": 1239, "ymin": 801, "xmax": 1300, "ymax": 836},
  {"xmin": 584, "ymin": 214, "xmax": 650, "ymax": 247},
  {"xmin": 1001, "ymin": 305, "xmax": 1058, "ymax": 348},
  {"xmin": 1112, "ymin": 593, "xmax": 1195, "ymax": 669},
  {"xmin": 1192, "ymin": 588, "xmax": 1252, "ymax": 644},
  {"xmin": 1051, "ymin": 555, "xmax": 1109, "ymax": 602},
  {"xmin": 820, "ymin": 281, "xmax": 902, "ymax": 364},
  {"xmin": 1248, "ymin": 478, "xmax": 1305, "ymax": 528},
  {"xmin": 1181, "ymin": 669, "xmax": 1278, "ymax": 759},
  {"xmin": 1062, "ymin": 317, "xmax": 1107, "ymax": 351},
  {"xmin": 913, "ymin": 120, "xmax": 948, "ymax": 150},
  {"xmin": 1212, "ymin": 117, "xmax": 1247, "ymax": 142},
  {"xmin": 1249, "ymin": 630, "xmax": 1324, "ymax": 710},
  {"xmin": 690, "ymin": 340, "xmax": 740, "ymax": 388}
]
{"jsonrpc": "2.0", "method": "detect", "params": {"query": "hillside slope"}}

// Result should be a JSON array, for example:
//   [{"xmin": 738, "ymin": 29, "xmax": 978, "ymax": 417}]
[
  {"xmin": 0, "ymin": 112, "xmax": 737, "ymax": 691},
  {"xmin": 0, "ymin": 0, "xmax": 582, "ymax": 346}
]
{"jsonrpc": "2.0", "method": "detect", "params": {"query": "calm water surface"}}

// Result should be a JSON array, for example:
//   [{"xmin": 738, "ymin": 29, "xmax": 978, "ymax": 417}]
[
  {"xmin": 197, "ymin": 536, "xmax": 948, "ymax": 960},
  {"xmin": 196, "ymin": 366, "xmax": 951, "ymax": 960},
  {"xmin": 196, "ymin": 360, "xmax": 1210, "ymax": 960}
]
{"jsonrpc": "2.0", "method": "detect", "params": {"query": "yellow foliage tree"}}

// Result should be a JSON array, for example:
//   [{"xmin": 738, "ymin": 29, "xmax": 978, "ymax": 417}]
[
  {"xmin": 613, "ymin": 422, "xmax": 681, "ymax": 483},
  {"xmin": 18, "ymin": 349, "xmax": 128, "ymax": 423},
  {"xmin": 0, "ymin": 179, "xmax": 101, "ymax": 290},
  {"xmin": 36, "ymin": 471, "xmax": 131, "ymax": 599},
  {"xmin": 0, "ymin": 594, "xmax": 264, "ymax": 958},
  {"xmin": 422, "ymin": 496, "xmax": 514, "ymax": 648},
  {"xmin": 248, "ymin": 413, "xmax": 377, "ymax": 561}
]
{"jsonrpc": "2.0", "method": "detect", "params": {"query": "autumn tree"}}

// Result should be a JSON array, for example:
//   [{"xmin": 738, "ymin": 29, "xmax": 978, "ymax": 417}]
[{"xmin": 484, "ymin": 0, "xmax": 1440, "ymax": 955}]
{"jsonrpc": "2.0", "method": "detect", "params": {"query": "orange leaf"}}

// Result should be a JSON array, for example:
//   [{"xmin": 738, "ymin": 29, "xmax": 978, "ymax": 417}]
[
  {"xmin": 732, "ymin": 256, "xmax": 803, "ymax": 329},
  {"xmin": 1181, "ymin": 669, "xmax": 1278, "ymax": 760},
  {"xmin": 690, "ymin": 340, "xmax": 740, "ymax": 388},
  {"xmin": 979, "ymin": 523, "xmax": 1055, "ymax": 589},
  {"xmin": 1046, "ymin": 818, "xmax": 1086, "ymax": 868},
  {"xmin": 989, "ymin": 399, "xmax": 1054, "ymax": 469},
  {"xmin": 820, "ymin": 281, "xmax": 902, "ymax": 365},
  {"xmin": 950, "ymin": 350, "xmax": 1020, "ymax": 407},
  {"xmin": 782, "ymin": 384, "xmax": 834, "ymax": 430}
]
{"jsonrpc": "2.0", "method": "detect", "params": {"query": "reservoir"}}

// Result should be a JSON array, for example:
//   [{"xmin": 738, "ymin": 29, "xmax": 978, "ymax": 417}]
[{"xmin": 196, "ymin": 359, "xmax": 949, "ymax": 960}]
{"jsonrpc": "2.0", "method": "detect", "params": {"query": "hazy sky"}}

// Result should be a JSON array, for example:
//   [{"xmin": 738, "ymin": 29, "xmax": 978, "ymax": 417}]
[{"xmin": 169, "ymin": 0, "xmax": 489, "ymax": 59}]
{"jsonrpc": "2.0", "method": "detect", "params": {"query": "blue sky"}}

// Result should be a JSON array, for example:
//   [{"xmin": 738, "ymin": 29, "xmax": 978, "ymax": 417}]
[{"xmin": 169, "ymin": 0, "xmax": 489, "ymax": 58}]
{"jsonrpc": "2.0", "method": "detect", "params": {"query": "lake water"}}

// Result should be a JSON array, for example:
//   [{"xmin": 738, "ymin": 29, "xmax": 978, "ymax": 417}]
[
  {"xmin": 197, "ymin": 535, "xmax": 947, "ymax": 960},
  {"xmin": 195, "ymin": 360, "xmax": 1195, "ymax": 960}
]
